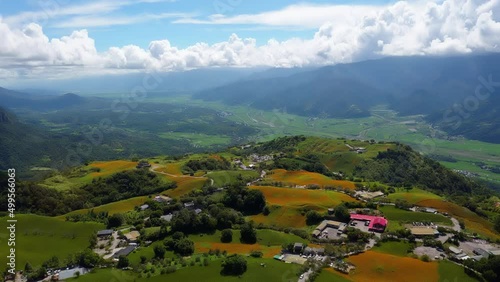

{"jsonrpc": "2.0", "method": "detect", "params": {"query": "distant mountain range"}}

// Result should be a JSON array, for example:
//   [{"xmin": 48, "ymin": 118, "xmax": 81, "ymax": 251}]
[{"xmin": 193, "ymin": 54, "xmax": 500, "ymax": 142}]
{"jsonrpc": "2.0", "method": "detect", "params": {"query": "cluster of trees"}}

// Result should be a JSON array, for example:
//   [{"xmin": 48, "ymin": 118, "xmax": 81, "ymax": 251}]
[
  {"xmin": 164, "ymin": 232, "xmax": 195, "ymax": 256},
  {"xmin": 5, "ymin": 170, "xmax": 175, "ymax": 216},
  {"xmin": 463, "ymin": 255, "xmax": 500, "ymax": 282},
  {"xmin": 305, "ymin": 210, "xmax": 323, "ymax": 225},
  {"xmin": 354, "ymin": 144, "xmax": 486, "ymax": 196},
  {"xmin": 170, "ymin": 206, "xmax": 244, "ymax": 235},
  {"xmin": 221, "ymin": 255, "xmax": 247, "ymax": 276},
  {"xmin": 222, "ymin": 185, "xmax": 266, "ymax": 215},
  {"xmin": 183, "ymin": 157, "xmax": 231, "ymax": 173}
]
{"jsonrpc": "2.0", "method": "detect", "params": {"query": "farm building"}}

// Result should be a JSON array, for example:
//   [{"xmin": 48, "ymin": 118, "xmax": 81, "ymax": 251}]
[
  {"xmin": 293, "ymin": 243, "xmax": 304, "ymax": 254},
  {"xmin": 124, "ymin": 231, "xmax": 140, "ymax": 243},
  {"xmin": 97, "ymin": 229, "xmax": 113, "ymax": 238},
  {"xmin": 448, "ymin": 246, "xmax": 462, "ymax": 255},
  {"xmin": 410, "ymin": 227, "xmax": 439, "ymax": 237},
  {"xmin": 160, "ymin": 214, "xmax": 173, "ymax": 222},
  {"xmin": 311, "ymin": 220, "xmax": 347, "ymax": 239},
  {"xmin": 113, "ymin": 246, "xmax": 136, "ymax": 259},
  {"xmin": 154, "ymin": 195, "xmax": 172, "ymax": 203},
  {"xmin": 136, "ymin": 161, "xmax": 151, "ymax": 169},
  {"xmin": 350, "ymin": 214, "xmax": 388, "ymax": 232},
  {"xmin": 184, "ymin": 201, "xmax": 195, "ymax": 209},
  {"xmin": 140, "ymin": 204, "xmax": 149, "ymax": 211},
  {"xmin": 303, "ymin": 247, "xmax": 325, "ymax": 256}
]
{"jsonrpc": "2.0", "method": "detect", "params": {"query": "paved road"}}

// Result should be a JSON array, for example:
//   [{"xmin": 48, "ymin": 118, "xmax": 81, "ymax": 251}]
[{"xmin": 298, "ymin": 269, "xmax": 313, "ymax": 282}]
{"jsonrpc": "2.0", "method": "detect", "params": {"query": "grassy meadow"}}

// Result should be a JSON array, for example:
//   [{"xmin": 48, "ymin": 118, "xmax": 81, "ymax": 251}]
[
  {"xmin": 265, "ymin": 169, "xmax": 355, "ymax": 189},
  {"xmin": 0, "ymin": 214, "xmax": 104, "ymax": 269}
]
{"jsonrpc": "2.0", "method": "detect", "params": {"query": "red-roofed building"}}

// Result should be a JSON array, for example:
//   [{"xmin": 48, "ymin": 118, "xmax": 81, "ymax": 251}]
[{"xmin": 350, "ymin": 214, "xmax": 388, "ymax": 232}]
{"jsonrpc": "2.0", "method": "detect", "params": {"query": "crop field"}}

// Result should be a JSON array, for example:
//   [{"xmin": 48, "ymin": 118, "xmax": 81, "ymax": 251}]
[
  {"xmin": 68, "ymin": 258, "xmax": 301, "ymax": 282},
  {"xmin": 437, "ymin": 260, "xmax": 479, "ymax": 282},
  {"xmin": 250, "ymin": 206, "xmax": 307, "ymax": 228},
  {"xmin": 159, "ymin": 162, "xmax": 183, "ymax": 175},
  {"xmin": 189, "ymin": 229, "xmax": 307, "ymax": 247},
  {"xmin": 341, "ymin": 251, "xmax": 439, "ymax": 282},
  {"xmin": 40, "ymin": 160, "xmax": 138, "ymax": 190},
  {"xmin": 387, "ymin": 188, "xmax": 443, "ymax": 204},
  {"xmin": 162, "ymin": 175, "xmax": 208, "ymax": 198},
  {"xmin": 147, "ymin": 257, "xmax": 301, "ymax": 282},
  {"xmin": 266, "ymin": 169, "xmax": 355, "ymax": 189},
  {"xmin": 249, "ymin": 185, "xmax": 357, "ymax": 228},
  {"xmin": 88, "ymin": 160, "xmax": 137, "ymax": 178},
  {"xmin": 58, "ymin": 196, "xmax": 149, "ymax": 219},
  {"xmin": 207, "ymin": 170, "xmax": 260, "ymax": 186},
  {"xmin": 0, "ymin": 214, "xmax": 104, "ymax": 268},
  {"xmin": 417, "ymin": 199, "xmax": 499, "ymax": 239},
  {"xmin": 159, "ymin": 132, "xmax": 232, "ymax": 147},
  {"xmin": 379, "ymin": 206, "xmax": 452, "ymax": 231},
  {"xmin": 194, "ymin": 242, "xmax": 281, "ymax": 258},
  {"xmin": 251, "ymin": 185, "xmax": 357, "ymax": 208},
  {"xmin": 318, "ymin": 269, "xmax": 352, "ymax": 282},
  {"xmin": 370, "ymin": 241, "xmax": 412, "ymax": 257}
]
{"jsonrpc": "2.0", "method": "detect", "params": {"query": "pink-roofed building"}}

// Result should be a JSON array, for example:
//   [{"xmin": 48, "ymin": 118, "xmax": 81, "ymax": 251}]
[{"xmin": 350, "ymin": 214, "xmax": 388, "ymax": 232}]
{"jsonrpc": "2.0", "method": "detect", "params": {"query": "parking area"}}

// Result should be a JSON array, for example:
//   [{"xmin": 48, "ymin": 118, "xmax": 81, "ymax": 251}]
[
  {"xmin": 413, "ymin": 246, "xmax": 444, "ymax": 260},
  {"xmin": 318, "ymin": 227, "xmax": 345, "ymax": 240},
  {"xmin": 349, "ymin": 220, "xmax": 370, "ymax": 233},
  {"xmin": 282, "ymin": 254, "xmax": 307, "ymax": 265}
]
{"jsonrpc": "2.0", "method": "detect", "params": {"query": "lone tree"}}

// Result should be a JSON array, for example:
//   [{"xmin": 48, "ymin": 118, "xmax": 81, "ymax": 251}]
[
  {"xmin": 154, "ymin": 245, "xmax": 166, "ymax": 259},
  {"xmin": 334, "ymin": 204, "xmax": 350, "ymax": 222},
  {"xmin": 305, "ymin": 210, "xmax": 323, "ymax": 225},
  {"xmin": 117, "ymin": 256, "xmax": 129, "ymax": 268},
  {"xmin": 221, "ymin": 255, "xmax": 247, "ymax": 276},
  {"xmin": 107, "ymin": 213, "xmax": 124, "ymax": 228},
  {"xmin": 221, "ymin": 229, "xmax": 233, "ymax": 243},
  {"xmin": 240, "ymin": 222, "xmax": 257, "ymax": 244}
]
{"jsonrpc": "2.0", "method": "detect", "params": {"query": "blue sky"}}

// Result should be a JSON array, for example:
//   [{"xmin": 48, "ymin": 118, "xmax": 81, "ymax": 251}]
[
  {"xmin": 0, "ymin": 0, "xmax": 499, "ymax": 80},
  {"xmin": 0, "ymin": 0, "xmax": 395, "ymax": 51}
]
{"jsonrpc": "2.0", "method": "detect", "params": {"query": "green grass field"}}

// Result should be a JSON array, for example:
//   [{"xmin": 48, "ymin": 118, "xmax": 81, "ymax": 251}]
[
  {"xmin": 371, "ymin": 241, "xmax": 412, "ymax": 257},
  {"xmin": 207, "ymin": 170, "xmax": 260, "ymax": 187},
  {"xmin": 188, "ymin": 229, "xmax": 308, "ymax": 247},
  {"xmin": 317, "ymin": 269, "xmax": 352, "ymax": 282},
  {"xmin": 438, "ymin": 260, "xmax": 480, "ymax": 282},
  {"xmin": 68, "ymin": 257, "xmax": 301, "ymax": 282},
  {"xmin": 379, "ymin": 206, "xmax": 452, "ymax": 231},
  {"xmin": 387, "ymin": 188, "xmax": 443, "ymax": 204},
  {"xmin": 58, "ymin": 196, "xmax": 149, "ymax": 218},
  {"xmin": 159, "ymin": 132, "xmax": 232, "ymax": 147},
  {"xmin": 0, "ymin": 214, "xmax": 104, "ymax": 269}
]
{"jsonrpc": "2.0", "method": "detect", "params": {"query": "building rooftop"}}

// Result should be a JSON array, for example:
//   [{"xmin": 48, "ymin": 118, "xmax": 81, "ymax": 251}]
[
  {"xmin": 350, "ymin": 214, "xmax": 388, "ymax": 231},
  {"xmin": 410, "ymin": 227, "xmax": 439, "ymax": 236},
  {"xmin": 125, "ymin": 231, "xmax": 140, "ymax": 241},
  {"xmin": 113, "ymin": 246, "xmax": 136, "ymax": 258},
  {"xmin": 160, "ymin": 214, "xmax": 173, "ymax": 222},
  {"xmin": 97, "ymin": 229, "xmax": 113, "ymax": 236},
  {"xmin": 448, "ymin": 246, "xmax": 462, "ymax": 254}
]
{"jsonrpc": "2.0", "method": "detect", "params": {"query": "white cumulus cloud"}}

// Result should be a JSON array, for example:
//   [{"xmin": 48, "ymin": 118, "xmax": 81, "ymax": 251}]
[{"xmin": 0, "ymin": 0, "xmax": 499, "ymax": 80}]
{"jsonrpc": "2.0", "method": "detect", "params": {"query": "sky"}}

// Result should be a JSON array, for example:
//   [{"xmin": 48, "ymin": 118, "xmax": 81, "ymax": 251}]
[{"xmin": 0, "ymin": 0, "xmax": 500, "ymax": 81}]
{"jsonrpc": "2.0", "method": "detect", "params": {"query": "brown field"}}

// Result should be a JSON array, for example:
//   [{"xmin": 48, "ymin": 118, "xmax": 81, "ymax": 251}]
[
  {"xmin": 417, "ymin": 199, "xmax": 499, "ymax": 239},
  {"xmin": 266, "ymin": 169, "xmax": 355, "ymax": 189},
  {"xmin": 195, "ymin": 242, "xmax": 281, "ymax": 258},
  {"xmin": 340, "ymin": 251, "xmax": 439, "ymax": 282},
  {"xmin": 89, "ymin": 160, "xmax": 137, "ymax": 178}
]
